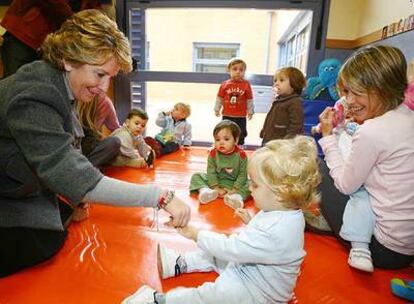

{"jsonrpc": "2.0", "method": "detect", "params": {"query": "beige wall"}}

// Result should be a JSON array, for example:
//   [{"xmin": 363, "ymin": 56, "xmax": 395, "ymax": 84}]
[
  {"xmin": 147, "ymin": 9, "xmax": 282, "ymax": 75},
  {"xmin": 146, "ymin": 8, "xmax": 299, "ymax": 101},
  {"xmin": 328, "ymin": 0, "xmax": 414, "ymax": 39}
]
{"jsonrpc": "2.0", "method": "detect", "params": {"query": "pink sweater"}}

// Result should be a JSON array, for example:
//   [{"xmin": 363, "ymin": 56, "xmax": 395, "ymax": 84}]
[{"xmin": 319, "ymin": 105, "xmax": 414, "ymax": 255}]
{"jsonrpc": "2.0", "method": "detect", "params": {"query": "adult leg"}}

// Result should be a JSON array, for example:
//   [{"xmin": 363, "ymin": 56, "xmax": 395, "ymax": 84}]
[
  {"xmin": 318, "ymin": 160, "xmax": 350, "ymax": 244},
  {"xmin": 1, "ymin": 32, "xmax": 39, "ymax": 77},
  {"xmin": 87, "ymin": 137, "xmax": 121, "ymax": 167},
  {"xmin": 370, "ymin": 237, "xmax": 414, "ymax": 269},
  {"xmin": 320, "ymin": 160, "xmax": 414, "ymax": 268},
  {"xmin": 0, "ymin": 200, "xmax": 70, "ymax": 278}
]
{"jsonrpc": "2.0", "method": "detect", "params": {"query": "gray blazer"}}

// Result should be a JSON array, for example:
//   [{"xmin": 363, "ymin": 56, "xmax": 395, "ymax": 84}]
[{"xmin": 0, "ymin": 61, "xmax": 103, "ymax": 231}]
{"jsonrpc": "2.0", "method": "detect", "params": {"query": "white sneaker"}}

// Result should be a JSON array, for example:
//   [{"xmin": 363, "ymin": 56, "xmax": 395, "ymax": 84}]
[
  {"xmin": 121, "ymin": 285, "xmax": 156, "ymax": 304},
  {"xmin": 157, "ymin": 243, "xmax": 182, "ymax": 279},
  {"xmin": 224, "ymin": 193, "xmax": 244, "ymax": 209},
  {"xmin": 348, "ymin": 248, "xmax": 374, "ymax": 272},
  {"xmin": 198, "ymin": 188, "xmax": 218, "ymax": 204}
]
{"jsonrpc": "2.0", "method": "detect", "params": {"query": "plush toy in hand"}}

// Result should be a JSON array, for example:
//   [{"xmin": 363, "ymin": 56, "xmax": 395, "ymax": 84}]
[
  {"xmin": 311, "ymin": 97, "xmax": 346, "ymax": 134},
  {"xmin": 304, "ymin": 58, "xmax": 341, "ymax": 101}
]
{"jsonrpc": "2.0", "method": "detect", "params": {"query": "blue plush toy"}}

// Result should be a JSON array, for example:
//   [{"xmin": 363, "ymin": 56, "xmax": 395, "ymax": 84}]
[{"xmin": 304, "ymin": 58, "xmax": 341, "ymax": 101}]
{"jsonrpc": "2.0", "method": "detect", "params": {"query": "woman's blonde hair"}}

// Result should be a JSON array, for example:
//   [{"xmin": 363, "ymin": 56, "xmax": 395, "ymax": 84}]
[
  {"xmin": 249, "ymin": 136, "xmax": 320, "ymax": 210},
  {"xmin": 77, "ymin": 95, "xmax": 102, "ymax": 137},
  {"xmin": 42, "ymin": 9, "xmax": 132, "ymax": 73},
  {"xmin": 337, "ymin": 45, "xmax": 407, "ymax": 115}
]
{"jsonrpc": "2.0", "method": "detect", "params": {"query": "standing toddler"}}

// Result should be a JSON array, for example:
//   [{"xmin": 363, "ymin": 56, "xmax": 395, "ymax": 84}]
[
  {"xmin": 260, "ymin": 67, "xmax": 306, "ymax": 145},
  {"xmin": 214, "ymin": 58, "xmax": 254, "ymax": 145}
]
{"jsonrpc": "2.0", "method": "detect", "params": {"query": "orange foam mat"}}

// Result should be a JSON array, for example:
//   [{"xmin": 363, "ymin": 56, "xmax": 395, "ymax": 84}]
[{"xmin": 0, "ymin": 147, "xmax": 412, "ymax": 304}]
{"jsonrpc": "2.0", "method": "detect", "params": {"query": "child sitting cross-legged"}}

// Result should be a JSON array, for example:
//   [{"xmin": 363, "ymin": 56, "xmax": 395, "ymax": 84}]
[
  {"xmin": 110, "ymin": 108, "xmax": 155, "ymax": 168},
  {"xmin": 190, "ymin": 120, "xmax": 249, "ymax": 209},
  {"xmin": 122, "ymin": 135, "xmax": 321, "ymax": 304}
]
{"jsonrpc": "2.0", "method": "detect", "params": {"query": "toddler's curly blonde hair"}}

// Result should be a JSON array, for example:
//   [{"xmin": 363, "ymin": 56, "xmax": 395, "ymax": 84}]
[{"xmin": 249, "ymin": 136, "xmax": 320, "ymax": 210}]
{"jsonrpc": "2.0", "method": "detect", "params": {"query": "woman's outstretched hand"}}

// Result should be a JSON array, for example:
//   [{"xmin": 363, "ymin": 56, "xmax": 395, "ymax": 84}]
[
  {"xmin": 319, "ymin": 107, "xmax": 335, "ymax": 137},
  {"xmin": 164, "ymin": 196, "xmax": 191, "ymax": 228}
]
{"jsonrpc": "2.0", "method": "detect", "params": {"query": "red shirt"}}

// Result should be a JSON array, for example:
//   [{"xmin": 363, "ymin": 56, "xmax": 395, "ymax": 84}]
[{"xmin": 217, "ymin": 79, "xmax": 253, "ymax": 117}]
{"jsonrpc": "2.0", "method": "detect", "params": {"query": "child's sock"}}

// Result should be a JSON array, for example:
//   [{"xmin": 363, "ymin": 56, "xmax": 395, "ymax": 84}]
[
  {"xmin": 351, "ymin": 241, "xmax": 369, "ymax": 250},
  {"xmin": 155, "ymin": 292, "xmax": 166, "ymax": 304}
]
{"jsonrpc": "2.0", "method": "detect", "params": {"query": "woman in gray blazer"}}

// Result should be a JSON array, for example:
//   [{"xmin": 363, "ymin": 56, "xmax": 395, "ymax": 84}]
[{"xmin": 0, "ymin": 9, "xmax": 190, "ymax": 278}]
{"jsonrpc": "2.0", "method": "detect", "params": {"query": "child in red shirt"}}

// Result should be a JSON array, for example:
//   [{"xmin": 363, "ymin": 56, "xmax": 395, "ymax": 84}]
[{"xmin": 214, "ymin": 58, "xmax": 254, "ymax": 145}]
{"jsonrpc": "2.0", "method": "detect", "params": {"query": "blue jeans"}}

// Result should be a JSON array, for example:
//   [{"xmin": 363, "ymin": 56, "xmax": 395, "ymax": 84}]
[{"xmin": 339, "ymin": 187, "xmax": 375, "ymax": 243}]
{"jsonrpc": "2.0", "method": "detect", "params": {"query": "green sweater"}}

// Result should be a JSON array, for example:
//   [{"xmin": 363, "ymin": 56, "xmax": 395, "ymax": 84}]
[{"xmin": 206, "ymin": 147, "xmax": 249, "ymax": 196}]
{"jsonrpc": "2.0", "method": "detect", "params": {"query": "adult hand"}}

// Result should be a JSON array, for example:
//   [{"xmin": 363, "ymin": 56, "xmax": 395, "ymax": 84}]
[
  {"xmin": 319, "ymin": 107, "xmax": 335, "ymax": 137},
  {"xmin": 215, "ymin": 111, "xmax": 220, "ymax": 117},
  {"xmin": 164, "ymin": 195, "xmax": 191, "ymax": 227},
  {"xmin": 177, "ymin": 225, "xmax": 199, "ymax": 242},
  {"xmin": 247, "ymin": 113, "xmax": 253, "ymax": 120}
]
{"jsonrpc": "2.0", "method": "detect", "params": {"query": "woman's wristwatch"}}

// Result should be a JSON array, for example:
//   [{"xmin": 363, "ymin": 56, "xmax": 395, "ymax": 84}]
[{"xmin": 158, "ymin": 189, "xmax": 175, "ymax": 209}]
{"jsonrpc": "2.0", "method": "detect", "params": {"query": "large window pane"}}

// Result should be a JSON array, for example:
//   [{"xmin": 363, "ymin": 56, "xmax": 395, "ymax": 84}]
[
  {"xmin": 143, "ymin": 82, "xmax": 268, "ymax": 146},
  {"xmin": 136, "ymin": 8, "xmax": 311, "ymax": 75}
]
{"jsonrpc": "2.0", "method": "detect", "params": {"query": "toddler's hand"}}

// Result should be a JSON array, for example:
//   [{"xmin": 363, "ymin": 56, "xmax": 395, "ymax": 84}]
[
  {"xmin": 177, "ymin": 225, "xmax": 199, "ymax": 242},
  {"xmin": 234, "ymin": 208, "xmax": 252, "ymax": 224}
]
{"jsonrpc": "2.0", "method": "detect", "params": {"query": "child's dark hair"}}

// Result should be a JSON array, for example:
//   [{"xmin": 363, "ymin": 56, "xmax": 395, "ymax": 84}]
[
  {"xmin": 227, "ymin": 58, "xmax": 246, "ymax": 71},
  {"xmin": 213, "ymin": 120, "xmax": 241, "ymax": 139},
  {"xmin": 274, "ymin": 67, "xmax": 307, "ymax": 95},
  {"xmin": 127, "ymin": 108, "xmax": 148, "ymax": 120}
]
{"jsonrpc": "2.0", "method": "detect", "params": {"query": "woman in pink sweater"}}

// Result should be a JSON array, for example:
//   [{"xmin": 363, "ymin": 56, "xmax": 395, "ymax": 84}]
[{"xmin": 316, "ymin": 45, "xmax": 414, "ymax": 269}]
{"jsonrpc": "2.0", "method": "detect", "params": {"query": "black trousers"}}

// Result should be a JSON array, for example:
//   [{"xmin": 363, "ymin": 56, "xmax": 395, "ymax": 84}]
[
  {"xmin": 83, "ymin": 134, "xmax": 121, "ymax": 167},
  {"xmin": 1, "ymin": 32, "xmax": 39, "ymax": 78},
  {"xmin": 0, "ymin": 201, "xmax": 72, "ymax": 278},
  {"xmin": 222, "ymin": 116, "xmax": 247, "ymax": 145},
  {"xmin": 318, "ymin": 160, "xmax": 413, "ymax": 269}
]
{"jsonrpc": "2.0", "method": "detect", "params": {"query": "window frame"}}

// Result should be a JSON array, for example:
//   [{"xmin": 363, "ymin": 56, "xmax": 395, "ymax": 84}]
[
  {"xmin": 114, "ymin": 0, "xmax": 331, "ymax": 146},
  {"xmin": 193, "ymin": 42, "xmax": 240, "ymax": 73}
]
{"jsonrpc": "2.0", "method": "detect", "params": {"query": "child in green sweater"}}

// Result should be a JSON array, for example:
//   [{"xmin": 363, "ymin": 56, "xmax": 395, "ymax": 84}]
[{"xmin": 189, "ymin": 120, "xmax": 250, "ymax": 209}]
